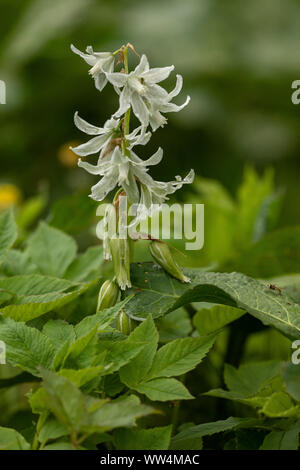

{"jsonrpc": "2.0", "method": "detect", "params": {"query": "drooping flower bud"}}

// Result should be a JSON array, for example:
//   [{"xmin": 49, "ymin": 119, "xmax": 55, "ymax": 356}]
[
  {"xmin": 149, "ymin": 240, "xmax": 190, "ymax": 283},
  {"xmin": 116, "ymin": 309, "xmax": 134, "ymax": 335},
  {"xmin": 97, "ymin": 279, "xmax": 119, "ymax": 311},
  {"xmin": 110, "ymin": 237, "xmax": 132, "ymax": 290}
]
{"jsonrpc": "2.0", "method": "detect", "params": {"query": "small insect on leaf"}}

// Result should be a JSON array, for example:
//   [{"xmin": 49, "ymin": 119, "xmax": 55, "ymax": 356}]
[{"xmin": 269, "ymin": 284, "xmax": 281, "ymax": 293}]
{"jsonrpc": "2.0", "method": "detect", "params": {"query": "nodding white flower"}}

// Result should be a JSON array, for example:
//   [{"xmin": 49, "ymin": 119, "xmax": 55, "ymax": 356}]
[
  {"xmin": 78, "ymin": 145, "xmax": 194, "ymax": 212},
  {"xmin": 70, "ymin": 113, "xmax": 151, "ymax": 157},
  {"xmin": 106, "ymin": 55, "xmax": 190, "ymax": 130},
  {"xmin": 71, "ymin": 44, "xmax": 114, "ymax": 91}
]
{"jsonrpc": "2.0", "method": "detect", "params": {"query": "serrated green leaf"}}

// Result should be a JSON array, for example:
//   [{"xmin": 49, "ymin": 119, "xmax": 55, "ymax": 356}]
[
  {"xmin": 0, "ymin": 282, "xmax": 91, "ymax": 322},
  {"xmin": 119, "ymin": 316, "xmax": 158, "ymax": 388},
  {"xmin": 38, "ymin": 418, "xmax": 69, "ymax": 444},
  {"xmin": 0, "ymin": 208, "xmax": 17, "ymax": 265},
  {"xmin": 158, "ymin": 308, "xmax": 192, "ymax": 343},
  {"xmin": 114, "ymin": 426, "xmax": 172, "ymax": 450},
  {"xmin": 26, "ymin": 222, "xmax": 77, "ymax": 277},
  {"xmin": 64, "ymin": 246, "xmax": 103, "ymax": 282},
  {"xmin": 133, "ymin": 377, "xmax": 193, "ymax": 401},
  {"xmin": 170, "ymin": 417, "xmax": 262, "ymax": 450},
  {"xmin": 262, "ymin": 392, "xmax": 300, "ymax": 418},
  {"xmin": 0, "ymin": 274, "xmax": 74, "ymax": 296},
  {"xmin": 260, "ymin": 421, "xmax": 300, "ymax": 450},
  {"xmin": 58, "ymin": 367, "xmax": 103, "ymax": 387},
  {"xmin": 193, "ymin": 305, "xmax": 245, "ymax": 335},
  {"xmin": 0, "ymin": 249, "xmax": 38, "ymax": 276},
  {"xmin": 146, "ymin": 335, "xmax": 216, "ymax": 380},
  {"xmin": 0, "ymin": 426, "xmax": 30, "ymax": 450},
  {"xmin": 124, "ymin": 263, "xmax": 300, "ymax": 338},
  {"xmin": 0, "ymin": 317, "xmax": 54, "ymax": 376},
  {"xmin": 96, "ymin": 340, "xmax": 146, "ymax": 374}
]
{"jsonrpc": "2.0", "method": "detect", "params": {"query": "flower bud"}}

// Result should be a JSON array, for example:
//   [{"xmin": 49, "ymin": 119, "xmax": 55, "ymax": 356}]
[
  {"xmin": 97, "ymin": 279, "xmax": 119, "ymax": 311},
  {"xmin": 149, "ymin": 241, "xmax": 190, "ymax": 283},
  {"xmin": 116, "ymin": 309, "xmax": 134, "ymax": 335},
  {"xmin": 110, "ymin": 237, "xmax": 131, "ymax": 290}
]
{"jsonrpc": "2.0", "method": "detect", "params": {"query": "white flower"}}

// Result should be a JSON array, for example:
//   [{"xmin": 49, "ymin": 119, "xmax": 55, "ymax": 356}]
[
  {"xmin": 71, "ymin": 44, "xmax": 114, "ymax": 91},
  {"xmin": 78, "ymin": 145, "xmax": 194, "ymax": 211},
  {"xmin": 70, "ymin": 113, "xmax": 150, "ymax": 157},
  {"xmin": 106, "ymin": 55, "xmax": 190, "ymax": 130}
]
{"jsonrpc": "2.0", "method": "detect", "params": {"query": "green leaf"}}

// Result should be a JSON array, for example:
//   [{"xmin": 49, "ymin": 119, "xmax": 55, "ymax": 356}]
[
  {"xmin": 0, "ymin": 282, "xmax": 91, "ymax": 322},
  {"xmin": 58, "ymin": 367, "xmax": 103, "ymax": 387},
  {"xmin": 74, "ymin": 298, "xmax": 131, "ymax": 338},
  {"xmin": 0, "ymin": 249, "xmax": 38, "ymax": 276},
  {"xmin": 64, "ymin": 246, "xmax": 103, "ymax": 282},
  {"xmin": 43, "ymin": 319, "xmax": 76, "ymax": 370},
  {"xmin": 40, "ymin": 368, "xmax": 87, "ymax": 432},
  {"xmin": 26, "ymin": 222, "xmax": 77, "ymax": 277},
  {"xmin": 96, "ymin": 340, "xmax": 146, "ymax": 374},
  {"xmin": 262, "ymin": 392, "xmax": 300, "ymax": 418},
  {"xmin": 0, "ymin": 426, "xmax": 30, "ymax": 450},
  {"xmin": 86, "ymin": 395, "xmax": 154, "ymax": 432},
  {"xmin": 0, "ymin": 274, "xmax": 74, "ymax": 296},
  {"xmin": 38, "ymin": 418, "xmax": 69, "ymax": 444},
  {"xmin": 0, "ymin": 208, "xmax": 17, "ymax": 264},
  {"xmin": 193, "ymin": 305, "xmax": 245, "ymax": 335},
  {"xmin": 63, "ymin": 326, "xmax": 98, "ymax": 369},
  {"xmin": 114, "ymin": 426, "xmax": 172, "ymax": 450},
  {"xmin": 124, "ymin": 263, "xmax": 300, "ymax": 338},
  {"xmin": 146, "ymin": 335, "xmax": 216, "ymax": 379},
  {"xmin": 260, "ymin": 421, "xmax": 300, "ymax": 450},
  {"xmin": 281, "ymin": 362, "xmax": 300, "ymax": 401},
  {"xmin": 119, "ymin": 316, "xmax": 158, "ymax": 388},
  {"xmin": 170, "ymin": 417, "xmax": 262, "ymax": 450},
  {"xmin": 0, "ymin": 317, "xmax": 55, "ymax": 375},
  {"xmin": 228, "ymin": 225, "xmax": 300, "ymax": 278},
  {"xmin": 133, "ymin": 377, "xmax": 193, "ymax": 401},
  {"xmin": 158, "ymin": 308, "xmax": 192, "ymax": 343}
]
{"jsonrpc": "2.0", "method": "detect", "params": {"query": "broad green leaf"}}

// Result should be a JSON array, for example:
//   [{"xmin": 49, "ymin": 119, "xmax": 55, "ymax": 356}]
[
  {"xmin": 234, "ymin": 166, "xmax": 274, "ymax": 250},
  {"xmin": 64, "ymin": 246, "xmax": 102, "ymax": 282},
  {"xmin": 0, "ymin": 274, "xmax": 74, "ymax": 296},
  {"xmin": 224, "ymin": 361, "xmax": 282, "ymax": 398},
  {"xmin": 124, "ymin": 263, "xmax": 300, "ymax": 338},
  {"xmin": 40, "ymin": 368, "xmax": 87, "ymax": 432},
  {"xmin": 0, "ymin": 282, "xmax": 91, "ymax": 322},
  {"xmin": 38, "ymin": 418, "xmax": 68, "ymax": 444},
  {"xmin": 0, "ymin": 426, "xmax": 30, "ymax": 450},
  {"xmin": 86, "ymin": 395, "xmax": 154, "ymax": 432},
  {"xmin": 170, "ymin": 417, "xmax": 262, "ymax": 450},
  {"xmin": 260, "ymin": 421, "xmax": 300, "ymax": 450},
  {"xmin": 43, "ymin": 319, "xmax": 76, "ymax": 370},
  {"xmin": 119, "ymin": 316, "xmax": 158, "ymax": 388},
  {"xmin": 96, "ymin": 340, "xmax": 146, "ymax": 374},
  {"xmin": 133, "ymin": 377, "xmax": 193, "ymax": 401},
  {"xmin": 158, "ymin": 308, "xmax": 192, "ymax": 343},
  {"xmin": 262, "ymin": 392, "xmax": 300, "ymax": 418},
  {"xmin": 0, "ymin": 317, "xmax": 54, "ymax": 376},
  {"xmin": 228, "ymin": 225, "xmax": 300, "ymax": 278},
  {"xmin": 58, "ymin": 367, "xmax": 103, "ymax": 387},
  {"xmin": 193, "ymin": 305, "xmax": 245, "ymax": 335},
  {"xmin": 42, "ymin": 441, "xmax": 78, "ymax": 450},
  {"xmin": 146, "ymin": 335, "xmax": 216, "ymax": 379},
  {"xmin": 281, "ymin": 362, "xmax": 300, "ymax": 401},
  {"xmin": 63, "ymin": 326, "xmax": 98, "ymax": 369},
  {"xmin": 26, "ymin": 222, "xmax": 77, "ymax": 277},
  {"xmin": 0, "ymin": 249, "xmax": 38, "ymax": 276},
  {"xmin": 0, "ymin": 208, "xmax": 17, "ymax": 264},
  {"xmin": 74, "ymin": 298, "xmax": 131, "ymax": 338},
  {"xmin": 114, "ymin": 426, "xmax": 172, "ymax": 450}
]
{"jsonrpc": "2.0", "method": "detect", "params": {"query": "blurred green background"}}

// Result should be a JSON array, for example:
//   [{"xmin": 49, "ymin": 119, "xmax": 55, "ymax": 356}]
[{"xmin": 1, "ymin": 0, "xmax": 300, "ymax": 225}]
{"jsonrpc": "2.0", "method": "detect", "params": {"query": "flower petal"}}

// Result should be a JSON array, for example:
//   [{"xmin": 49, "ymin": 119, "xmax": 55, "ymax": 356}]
[
  {"xmin": 131, "ymin": 92, "xmax": 149, "ymax": 126},
  {"xmin": 106, "ymin": 72, "xmax": 128, "ymax": 88},
  {"xmin": 94, "ymin": 73, "xmax": 107, "ymax": 92},
  {"xmin": 71, "ymin": 133, "xmax": 111, "ymax": 156},
  {"xmin": 159, "ymin": 95, "xmax": 191, "ymax": 113},
  {"xmin": 74, "ymin": 112, "xmax": 106, "ymax": 135},
  {"xmin": 115, "ymin": 85, "xmax": 131, "ymax": 117},
  {"xmin": 142, "ymin": 65, "xmax": 174, "ymax": 84},
  {"xmin": 90, "ymin": 170, "xmax": 118, "ymax": 201},
  {"xmin": 168, "ymin": 74, "xmax": 183, "ymax": 100},
  {"xmin": 71, "ymin": 44, "xmax": 96, "ymax": 66},
  {"xmin": 134, "ymin": 54, "xmax": 149, "ymax": 75}
]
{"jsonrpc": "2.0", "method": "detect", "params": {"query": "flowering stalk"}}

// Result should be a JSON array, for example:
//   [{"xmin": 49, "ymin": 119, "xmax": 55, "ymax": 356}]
[{"xmin": 71, "ymin": 42, "xmax": 194, "ymax": 293}]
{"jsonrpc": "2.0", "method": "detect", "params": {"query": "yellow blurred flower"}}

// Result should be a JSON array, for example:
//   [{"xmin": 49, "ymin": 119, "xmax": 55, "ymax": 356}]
[
  {"xmin": 58, "ymin": 141, "xmax": 80, "ymax": 168},
  {"xmin": 0, "ymin": 184, "xmax": 22, "ymax": 209}
]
